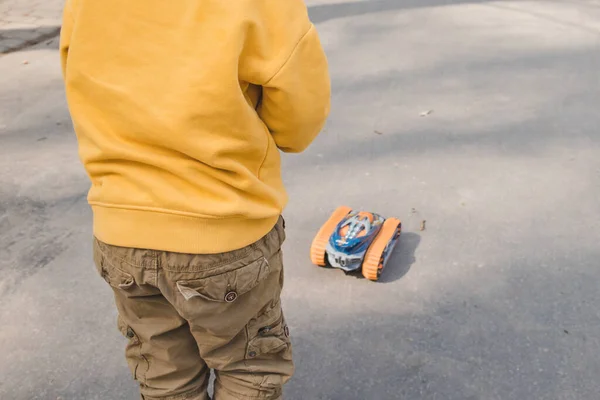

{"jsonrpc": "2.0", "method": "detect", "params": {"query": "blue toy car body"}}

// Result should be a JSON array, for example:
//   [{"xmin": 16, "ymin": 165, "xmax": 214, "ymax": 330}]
[
  {"xmin": 326, "ymin": 211, "xmax": 385, "ymax": 272},
  {"xmin": 311, "ymin": 207, "xmax": 402, "ymax": 281}
]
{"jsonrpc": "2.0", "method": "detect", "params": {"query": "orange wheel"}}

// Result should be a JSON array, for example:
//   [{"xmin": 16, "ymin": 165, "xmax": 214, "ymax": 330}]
[
  {"xmin": 310, "ymin": 206, "xmax": 353, "ymax": 266},
  {"xmin": 362, "ymin": 218, "xmax": 401, "ymax": 281}
]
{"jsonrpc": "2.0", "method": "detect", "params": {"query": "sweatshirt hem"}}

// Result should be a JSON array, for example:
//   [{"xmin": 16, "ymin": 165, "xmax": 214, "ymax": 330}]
[{"xmin": 92, "ymin": 205, "xmax": 280, "ymax": 254}]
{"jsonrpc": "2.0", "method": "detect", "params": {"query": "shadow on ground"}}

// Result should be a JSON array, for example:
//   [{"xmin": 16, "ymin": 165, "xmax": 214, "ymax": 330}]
[
  {"xmin": 285, "ymin": 249, "xmax": 600, "ymax": 400},
  {"xmin": 0, "ymin": 27, "xmax": 60, "ymax": 54},
  {"xmin": 380, "ymin": 232, "xmax": 420, "ymax": 283},
  {"xmin": 308, "ymin": 0, "xmax": 499, "ymax": 23},
  {"xmin": 9, "ymin": 245, "xmax": 599, "ymax": 400},
  {"xmin": 283, "ymin": 45, "xmax": 600, "ymax": 174}
]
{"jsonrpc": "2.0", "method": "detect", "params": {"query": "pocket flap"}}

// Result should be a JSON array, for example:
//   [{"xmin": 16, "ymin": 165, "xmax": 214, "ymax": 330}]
[
  {"xmin": 100, "ymin": 263, "xmax": 134, "ymax": 289},
  {"xmin": 248, "ymin": 336, "xmax": 288, "ymax": 357},
  {"xmin": 94, "ymin": 241, "xmax": 134, "ymax": 289},
  {"xmin": 177, "ymin": 257, "xmax": 270, "ymax": 302}
]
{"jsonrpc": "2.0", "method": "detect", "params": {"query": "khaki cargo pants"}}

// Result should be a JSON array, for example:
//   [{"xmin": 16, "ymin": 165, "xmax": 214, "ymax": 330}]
[{"xmin": 93, "ymin": 218, "xmax": 293, "ymax": 400}]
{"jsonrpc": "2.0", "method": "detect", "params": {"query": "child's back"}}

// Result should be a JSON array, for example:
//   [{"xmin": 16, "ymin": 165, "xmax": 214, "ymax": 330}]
[
  {"xmin": 61, "ymin": 0, "xmax": 330, "ymax": 254},
  {"xmin": 61, "ymin": 1, "xmax": 329, "ymax": 398}
]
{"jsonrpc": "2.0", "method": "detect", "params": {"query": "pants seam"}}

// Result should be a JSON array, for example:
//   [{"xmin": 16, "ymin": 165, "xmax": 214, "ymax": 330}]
[
  {"xmin": 138, "ymin": 337, "xmax": 150, "ymax": 384},
  {"xmin": 155, "ymin": 250, "xmax": 160, "ymax": 287}
]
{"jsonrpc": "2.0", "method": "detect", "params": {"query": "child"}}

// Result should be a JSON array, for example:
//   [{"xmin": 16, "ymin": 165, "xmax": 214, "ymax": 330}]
[{"xmin": 60, "ymin": 0, "xmax": 330, "ymax": 398}]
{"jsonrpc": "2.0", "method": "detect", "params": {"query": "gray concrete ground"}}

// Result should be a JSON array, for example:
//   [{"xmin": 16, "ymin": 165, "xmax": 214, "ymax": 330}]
[
  {"xmin": 2, "ymin": 0, "xmax": 600, "ymax": 399},
  {"xmin": 0, "ymin": 0, "xmax": 63, "ymax": 53}
]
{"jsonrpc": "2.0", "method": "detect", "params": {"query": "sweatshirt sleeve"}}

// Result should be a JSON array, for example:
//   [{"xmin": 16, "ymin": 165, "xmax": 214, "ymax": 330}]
[
  {"xmin": 60, "ymin": 0, "xmax": 75, "ymax": 79},
  {"xmin": 258, "ymin": 25, "xmax": 331, "ymax": 153},
  {"xmin": 240, "ymin": 0, "xmax": 331, "ymax": 153}
]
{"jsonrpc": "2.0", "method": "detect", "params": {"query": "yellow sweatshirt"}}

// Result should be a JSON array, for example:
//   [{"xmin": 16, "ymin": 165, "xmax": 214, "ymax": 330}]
[{"xmin": 60, "ymin": 0, "xmax": 330, "ymax": 253}]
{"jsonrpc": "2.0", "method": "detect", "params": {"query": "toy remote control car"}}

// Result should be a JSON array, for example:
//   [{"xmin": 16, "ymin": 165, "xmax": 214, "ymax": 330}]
[{"xmin": 310, "ymin": 206, "xmax": 402, "ymax": 281}]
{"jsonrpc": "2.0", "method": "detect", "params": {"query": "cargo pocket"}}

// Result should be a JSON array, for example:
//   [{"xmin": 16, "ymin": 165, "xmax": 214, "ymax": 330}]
[
  {"xmin": 117, "ymin": 316, "xmax": 149, "ymax": 382},
  {"xmin": 246, "ymin": 301, "xmax": 292, "ymax": 362},
  {"xmin": 93, "ymin": 242, "xmax": 134, "ymax": 290},
  {"xmin": 176, "ymin": 256, "xmax": 270, "ymax": 302}
]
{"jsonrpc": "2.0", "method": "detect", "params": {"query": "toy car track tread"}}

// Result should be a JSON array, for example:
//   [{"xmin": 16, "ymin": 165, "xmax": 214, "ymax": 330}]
[
  {"xmin": 310, "ymin": 206, "xmax": 353, "ymax": 266},
  {"xmin": 362, "ymin": 218, "xmax": 401, "ymax": 281}
]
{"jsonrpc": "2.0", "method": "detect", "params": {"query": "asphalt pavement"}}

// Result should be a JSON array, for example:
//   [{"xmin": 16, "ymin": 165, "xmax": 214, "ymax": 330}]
[{"xmin": 1, "ymin": 1, "xmax": 600, "ymax": 399}]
